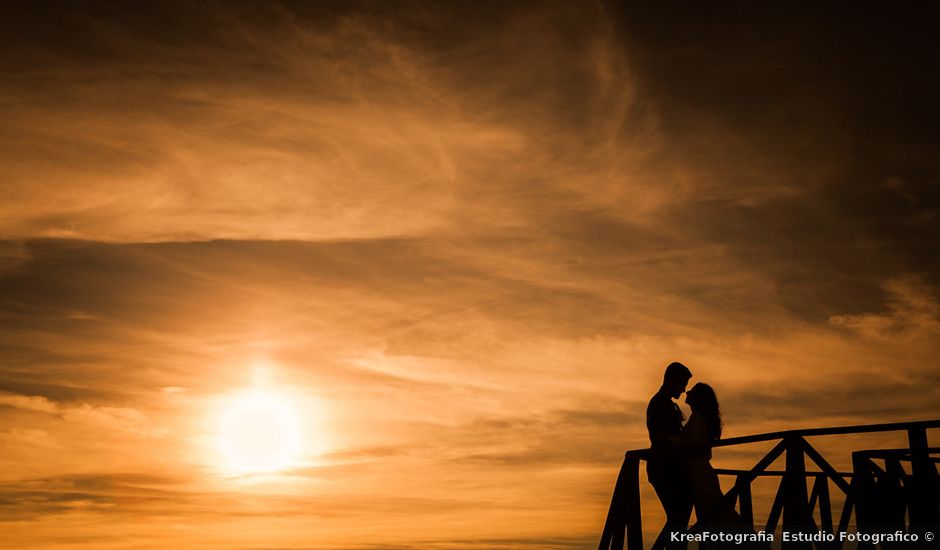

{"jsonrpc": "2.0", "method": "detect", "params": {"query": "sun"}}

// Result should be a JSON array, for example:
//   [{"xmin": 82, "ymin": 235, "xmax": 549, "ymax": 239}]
[{"xmin": 216, "ymin": 390, "xmax": 302, "ymax": 474}]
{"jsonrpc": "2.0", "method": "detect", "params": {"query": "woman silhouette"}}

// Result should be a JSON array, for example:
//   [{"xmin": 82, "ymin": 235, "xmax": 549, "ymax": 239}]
[
  {"xmin": 673, "ymin": 383, "xmax": 768, "ymax": 549},
  {"xmin": 677, "ymin": 383, "xmax": 729, "ymax": 523}
]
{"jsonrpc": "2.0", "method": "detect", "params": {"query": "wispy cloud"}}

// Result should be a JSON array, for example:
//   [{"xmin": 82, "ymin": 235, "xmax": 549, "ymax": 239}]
[{"xmin": 829, "ymin": 274, "xmax": 940, "ymax": 341}]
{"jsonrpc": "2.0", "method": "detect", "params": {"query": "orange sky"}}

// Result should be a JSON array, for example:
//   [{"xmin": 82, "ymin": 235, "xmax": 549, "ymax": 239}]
[{"xmin": 0, "ymin": 2, "xmax": 938, "ymax": 549}]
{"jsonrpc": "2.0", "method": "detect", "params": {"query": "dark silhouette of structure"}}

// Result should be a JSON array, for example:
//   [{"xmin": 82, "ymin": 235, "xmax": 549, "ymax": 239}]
[{"xmin": 599, "ymin": 419, "xmax": 940, "ymax": 550}]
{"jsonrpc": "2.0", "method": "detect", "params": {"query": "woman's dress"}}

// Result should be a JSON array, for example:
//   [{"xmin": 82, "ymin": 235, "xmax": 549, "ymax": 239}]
[{"xmin": 682, "ymin": 414, "xmax": 745, "ymax": 528}]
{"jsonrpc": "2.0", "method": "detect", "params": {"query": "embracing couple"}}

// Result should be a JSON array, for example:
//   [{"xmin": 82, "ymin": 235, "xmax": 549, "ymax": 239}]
[{"xmin": 647, "ymin": 362, "xmax": 749, "ymax": 550}]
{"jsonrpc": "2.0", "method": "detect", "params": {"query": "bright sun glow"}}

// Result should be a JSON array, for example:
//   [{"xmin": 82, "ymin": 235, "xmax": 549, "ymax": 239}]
[{"xmin": 217, "ymin": 390, "xmax": 302, "ymax": 474}]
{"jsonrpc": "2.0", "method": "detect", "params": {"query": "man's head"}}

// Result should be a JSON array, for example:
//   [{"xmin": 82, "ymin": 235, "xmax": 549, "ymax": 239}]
[{"xmin": 662, "ymin": 361, "xmax": 692, "ymax": 399}]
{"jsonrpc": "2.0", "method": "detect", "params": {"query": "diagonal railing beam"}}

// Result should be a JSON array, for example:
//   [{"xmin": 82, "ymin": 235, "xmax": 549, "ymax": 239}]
[
  {"xmin": 765, "ymin": 478, "xmax": 785, "ymax": 534},
  {"xmin": 800, "ymin": 438, "xmax": 852, "ymax": 495}
]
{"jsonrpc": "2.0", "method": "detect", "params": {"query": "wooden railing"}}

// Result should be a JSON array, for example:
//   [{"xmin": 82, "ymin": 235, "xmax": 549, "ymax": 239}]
[{"xmin": 598, "ymin": 419, "xmax": 940, "ymax": 550}]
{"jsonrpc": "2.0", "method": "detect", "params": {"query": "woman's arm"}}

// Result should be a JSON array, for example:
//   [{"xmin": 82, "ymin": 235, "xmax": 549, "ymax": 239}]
[
  {"xmin": 680, "ymin": 414, "xmax": 707, "ymax": 444},
  {"xmin": 668, "ymin": 433, "xmax": 688, "ymax": 445}
]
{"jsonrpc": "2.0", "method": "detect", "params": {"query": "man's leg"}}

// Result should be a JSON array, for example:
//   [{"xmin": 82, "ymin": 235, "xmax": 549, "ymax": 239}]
[{"xmin": 651, "ymin": 478, "xmax": 693, "ymax": 550}]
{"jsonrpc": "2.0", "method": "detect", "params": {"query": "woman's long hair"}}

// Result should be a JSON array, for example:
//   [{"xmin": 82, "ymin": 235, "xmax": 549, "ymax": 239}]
[{"xmin": 688, "ymin": 383, "xmax": 722, "ymax": 440}]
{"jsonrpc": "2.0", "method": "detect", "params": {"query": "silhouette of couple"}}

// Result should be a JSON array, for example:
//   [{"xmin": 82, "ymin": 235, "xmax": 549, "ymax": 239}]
[{"xmin": 647, "ymin": 362, "xmax": 750, "ymax": 550}]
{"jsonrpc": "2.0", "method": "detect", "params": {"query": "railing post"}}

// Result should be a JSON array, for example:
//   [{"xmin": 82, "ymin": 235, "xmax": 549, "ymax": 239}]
[
  {"xmin": 623, "ymin": 455, "xmax": 643, "ymax": 550},
  {"xmin": 851, "ymin": 453, "xmax": 876, "ymax": 550},
  {"xmin": 736, "ymin": 474, "xmax": 754, "ymax": 529},
  {"xmin": 782, "ymin": 435, "xmax": 811, "ymax": 549},
  {"xmin": 814, "ymin": 475, "xmax": 834, "ymax": 549},
  {"xmin": 881, "ymin": 458, "xmax": 907, "ymax": 530},
  {"xmin": 907, "ymin": 426, "xmax": 938, "ymax": 530},
  {"xmin": 599, "ymin": 456, "xmax": 625, "ymax": 550}
]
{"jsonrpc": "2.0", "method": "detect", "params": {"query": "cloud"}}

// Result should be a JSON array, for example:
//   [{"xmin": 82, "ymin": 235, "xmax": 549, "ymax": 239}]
[
  {"xmin": 0, "ymin": 241, "xmax": 31, "ymax": 275},
  {"xmin": 0, "ymin": 392, "xmax": 58, "ymax": 413},
  {"xmin": 439, "ymin": 405, "xmax": 646, "ymax": 468},
  {"xmin": 829, "ymin": 275, "xmax": 940, "ymax": 341},
  {"xmin": 0, "ymin": 1, "xmax": 638, "ymax": 244},
  {"xmin": 0, "ymin": 472, "xmax": 202, "ymax": 521},
  {"xmin": 0, "ymin": 390, "xmax": 156, "ymax": 444}
]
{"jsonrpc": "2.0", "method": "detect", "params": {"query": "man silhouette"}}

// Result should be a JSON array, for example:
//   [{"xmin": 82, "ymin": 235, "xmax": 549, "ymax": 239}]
[{"xmin": 647, "ymin": 361, "xmax": 694, "ymax": 550}]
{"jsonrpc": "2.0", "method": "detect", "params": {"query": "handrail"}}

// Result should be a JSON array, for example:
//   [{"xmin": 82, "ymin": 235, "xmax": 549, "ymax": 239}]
[
  {"xmin": 626, "ymin": 418, "xmax": 940, "ymax": 459},
  {"xmin": 854, "ymin": 446, "xmax": 940, "ymax": 458},
  {"xmin": 712, "ymin": 468, "xmax": 854, "ymax": 477}
]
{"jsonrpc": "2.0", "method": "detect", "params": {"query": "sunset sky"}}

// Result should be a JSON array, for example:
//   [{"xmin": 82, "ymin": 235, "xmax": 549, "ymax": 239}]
[{"xmin": 1, "ymin": 2, "xmax": 938, "ymax": 549}]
